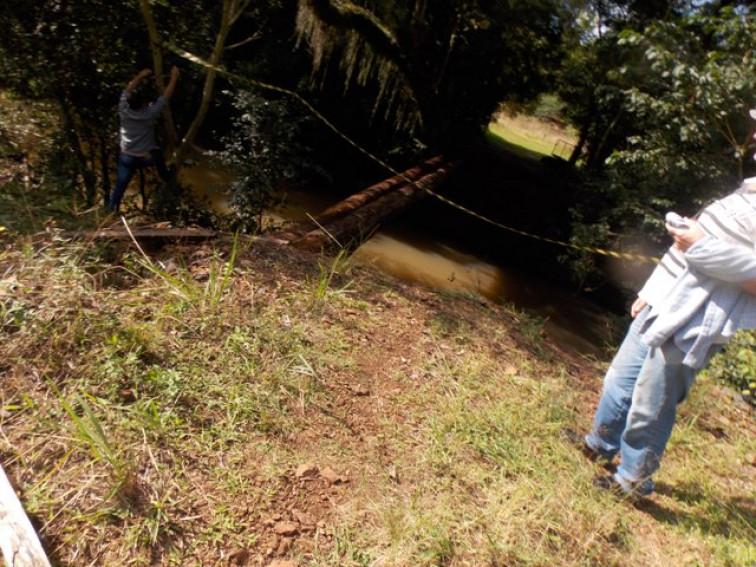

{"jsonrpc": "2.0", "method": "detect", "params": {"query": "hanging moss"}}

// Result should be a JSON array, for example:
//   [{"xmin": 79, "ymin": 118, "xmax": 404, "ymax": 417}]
[{"xmin": 294, "ymin": 0, "xmax": 423, "ymax": 134}]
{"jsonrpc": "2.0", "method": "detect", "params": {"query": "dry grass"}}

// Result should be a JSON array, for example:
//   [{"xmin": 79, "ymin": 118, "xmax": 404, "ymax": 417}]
[{"xmin": 1, "ymin": 228, "xmax": 755, "ymax": 566}]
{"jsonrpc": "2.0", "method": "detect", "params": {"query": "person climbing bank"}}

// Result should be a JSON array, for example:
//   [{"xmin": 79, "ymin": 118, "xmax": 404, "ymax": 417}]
[{"xmin": 108, "ymin": 66, "xmax": 179, "ymax": 212}]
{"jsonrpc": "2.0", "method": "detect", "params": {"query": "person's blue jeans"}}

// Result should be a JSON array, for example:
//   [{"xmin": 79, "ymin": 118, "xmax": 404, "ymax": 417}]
[
  {"xmin": 108, "ymin": 149, "xmax": 172, "ymax": 212},
  {"xmin": 585, "ymin": 307, "xmax": 697, "ymax": 495}
]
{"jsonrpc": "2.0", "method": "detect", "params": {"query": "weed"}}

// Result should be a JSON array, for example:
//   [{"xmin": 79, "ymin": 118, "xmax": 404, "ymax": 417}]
[
  {"xmin": 308, "ymin": 248, "xmax": 354, "ymax": 303},
  {"xmin": 419, "ymin": 525, "xmax": 455, "ymax": 566},
  {"xmin": 53, "ymin": 385, "xmax": 141, "ymax": 506},
  {"xmin": 201, "ymin": 232, "xmax": 242, "ymax": 307},
  {"xmin": 322, "ymin": 526, "xmax": 373, "ymax": 566}
]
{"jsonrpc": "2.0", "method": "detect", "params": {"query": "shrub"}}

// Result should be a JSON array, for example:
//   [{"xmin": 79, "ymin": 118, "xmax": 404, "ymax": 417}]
[
  {"xmin": 211, "ymin": 90, "xmax": 319, "ymax": 232},
  {"xmin": 704, "ymin": 330, "xmax": 756, "ymax": 407}
]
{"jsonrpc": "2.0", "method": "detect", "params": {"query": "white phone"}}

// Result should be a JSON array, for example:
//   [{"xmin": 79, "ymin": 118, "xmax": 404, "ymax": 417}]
[{"xmin": 665, "ymin": 212, "xmax": 691, "ymax": 229}]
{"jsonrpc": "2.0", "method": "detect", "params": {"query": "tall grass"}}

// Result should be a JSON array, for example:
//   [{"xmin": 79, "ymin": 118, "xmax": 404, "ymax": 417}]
[{"xmin": 53, "ymin": 385, "xmax": 138, "ymax": 503}]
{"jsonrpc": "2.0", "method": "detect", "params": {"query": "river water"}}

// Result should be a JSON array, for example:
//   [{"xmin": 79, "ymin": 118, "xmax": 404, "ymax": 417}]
[{"xmin": 180, "ymin": 162, "xmax": 622, "ymax": 357}]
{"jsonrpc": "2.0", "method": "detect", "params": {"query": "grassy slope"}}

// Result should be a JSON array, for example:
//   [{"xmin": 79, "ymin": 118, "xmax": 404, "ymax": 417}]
[
  {"xmin": 487, "ymin": 113, "xmax": 578, "ymax": 161},
  {"xmin": 1, "ymin": 222, "xmax": 755, "ymax": 567},
  {"xmin": 1, "ymin": 101, "xmax": 755, "ymax": 566}
]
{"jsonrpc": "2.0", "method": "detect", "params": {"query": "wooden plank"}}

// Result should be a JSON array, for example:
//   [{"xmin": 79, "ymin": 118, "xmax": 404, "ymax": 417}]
[
  {"xmin": 0, "ymin": 464, "xmax": 51, "ymax": 567},
  {"xmin": 87, "ymin": 227, "xmax": 217, "ymax": 241}
]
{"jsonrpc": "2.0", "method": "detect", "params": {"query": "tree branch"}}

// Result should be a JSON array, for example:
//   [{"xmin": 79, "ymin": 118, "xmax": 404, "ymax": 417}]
[
  {"xmin": 231, "ymin": 0, "xmax": 253, "ymax": 24},
  {"xmin": 227, "ymin": 30, "xmax": 263, "ymax": 51},
  {"xmin": 138, "ymin": 0, "xmax": 178, "ymax": 151},
  {"xmin": 177, "ymin": 0, "xmax": 236, "ymax": 158}
]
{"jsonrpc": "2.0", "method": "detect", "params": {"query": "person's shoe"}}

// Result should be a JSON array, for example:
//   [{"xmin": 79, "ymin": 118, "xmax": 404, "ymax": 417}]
[
  {"xmin": 593, "ymin": 473, "xmax": 652, "ymax": 501},
  {"xmin": 563, "ymin": 430, "xmax": 607, "ymax": 464},
  {"xmin": 593, "ymin": 474, "xmax": 629, "ymax": 498}
]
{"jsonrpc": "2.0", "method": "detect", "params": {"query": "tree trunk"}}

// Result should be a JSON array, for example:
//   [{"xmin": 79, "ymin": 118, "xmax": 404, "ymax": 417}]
[
  {"xmin": 99, "ymin": 138, "xmax": 112, "ymax": 207},
  {"xmin": 59, "ymin": 102, "xmax": 95, "ymax": 204},
  {"xmin": 569, "ymin": 116, "xmax": 590, "ymax": 167},
  {"xmin": 143, "ymin": 0, "xmax": 251, "ymax": 161},
  {"xmin": 178, "ymin": 3, "xmax": 230, "ymax": 159},
  {"xmin": 289, "ymin": 157, "xmax": 456, "ymax": 252},
  {"xmin": 139, "ymin": 0, "xmax": 178, "ymax": 150},
  {"xmin": 311, "ymin": 155, "xmax": 445, "ymax": 226}
]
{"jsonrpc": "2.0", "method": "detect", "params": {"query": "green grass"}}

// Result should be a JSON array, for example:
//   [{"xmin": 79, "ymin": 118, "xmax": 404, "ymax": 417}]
[
  {"xmin": 2, "ymin": 220, "xmax": 756, "ymax": 566},
  {"xmin": 486, "ymin": 115, "xmax": 578, "ymax": 162},
  {"xmin": 487, "ymin": 122, "xmax": 552, "ymax": 160}
]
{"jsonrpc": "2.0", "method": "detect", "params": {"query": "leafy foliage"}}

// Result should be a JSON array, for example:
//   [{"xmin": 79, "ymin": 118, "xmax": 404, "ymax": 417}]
[
  {"xmin": 560, "ymin": 7, "xmax": 756, "ymax": 289},
  {"xmin": 610, "ymin": 9, "xmax": 756, "ymax": 197},
  {"xmin": 212, "ymin": 91, "xmax": 319, "ymax": 232},
  {"xmin": 705, "ymin": 330, "xmax": 756, "ymax": 407}
]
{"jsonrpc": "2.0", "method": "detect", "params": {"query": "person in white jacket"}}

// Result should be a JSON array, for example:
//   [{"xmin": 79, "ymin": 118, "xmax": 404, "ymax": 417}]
[{"xmin": 580, "ymin": 115, "xmax": 756, "ymax": 498}]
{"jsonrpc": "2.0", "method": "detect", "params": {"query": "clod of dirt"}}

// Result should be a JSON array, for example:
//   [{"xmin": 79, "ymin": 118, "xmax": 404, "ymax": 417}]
[
  {"xmin": 226, "ymin": 547, "xmax": 249, "ymax": 565},
  {"xmin": 294, "ymin": 463, "xmax": 319, "ymax": 479},
  {"xmin": 273, "ymin": 521, "xmax": 299, "ymax": 536},
  {"xmin": 351, "ymin": 384, "xmax": 370, "ymax": 396},
  {"xmin": 320, "ymin": 466, "xmax": 348, "ymax": 485},
  {"xmin": 291, "ymin": 508, "xmax": 315, "ymax": 527}
]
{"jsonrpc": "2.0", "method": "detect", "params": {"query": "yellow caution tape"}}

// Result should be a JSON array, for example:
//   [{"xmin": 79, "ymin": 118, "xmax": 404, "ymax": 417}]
[{"xmin": 162, "ymin": 41, "xmax": 658, "ymax": 265}]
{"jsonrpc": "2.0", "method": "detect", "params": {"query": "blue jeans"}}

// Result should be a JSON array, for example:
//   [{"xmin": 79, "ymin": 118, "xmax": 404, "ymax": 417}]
[
  {"xmin": 585, "ymin": 307, "xmax": 697, "ymax": 495},
  {"xmin": 108, "ymin": 149, "xmax": 172, "ymax": 211}
]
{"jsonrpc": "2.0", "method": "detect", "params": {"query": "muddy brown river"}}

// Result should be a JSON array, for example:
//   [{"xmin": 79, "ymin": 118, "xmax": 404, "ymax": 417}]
[{"xmin": 180, "ymin": 161, "xmax": 622, "ymax": 357}]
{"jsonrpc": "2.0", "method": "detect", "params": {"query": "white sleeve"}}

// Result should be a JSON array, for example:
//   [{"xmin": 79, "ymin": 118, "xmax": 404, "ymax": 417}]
[{"xmin": 684, "ymin": 235, "xmax": 756, "ymax": 282}]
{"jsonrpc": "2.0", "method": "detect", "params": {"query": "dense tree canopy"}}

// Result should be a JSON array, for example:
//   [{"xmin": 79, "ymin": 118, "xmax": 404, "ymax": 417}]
[
  {"xmin": 294, "ymin": 0, "xmax": 568, "ymax": 148},
  {"xmin": 561, "ymin": 5, "xmax": 756, "ymax": 287},
  {"xmin": 2, "ymin": 0, "xmax": 756, "ymax": 283}
]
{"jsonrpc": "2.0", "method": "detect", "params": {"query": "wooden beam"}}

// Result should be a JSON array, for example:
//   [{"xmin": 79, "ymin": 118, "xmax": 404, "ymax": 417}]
[
  {"xmin": 0, "ymin": 464, "xmax": 52, "ymax": 567},
  {"xmin": 310, "ymin": 155, "xmax": 446, "ymax": 226},
  {"xmin": 57, "ymin": 227, "xmax": 218, "ymax": 242},
  {"xmin": 274, "ymin": 156, "xmax": 452, "ymax": 246},
  {"xmin": 87, "ymin": 227, "xmax": 217, "ymax": 241}
]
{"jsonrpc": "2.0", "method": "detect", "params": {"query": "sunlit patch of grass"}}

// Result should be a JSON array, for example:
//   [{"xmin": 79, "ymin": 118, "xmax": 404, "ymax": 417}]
[
  {"xmin": 487, "ymin": 113, "xmax": 577, "ymax": 161},
  {"xmin": 658, "ymin": 375, "xmax": 756, "ymax": 565},
  {"xmin": 322, "ymin": 314, "xmax": 756, "ymax": 566},
  {"xmin": 487, "ymin": 122, "xmax": 552, "ymax": 160}
]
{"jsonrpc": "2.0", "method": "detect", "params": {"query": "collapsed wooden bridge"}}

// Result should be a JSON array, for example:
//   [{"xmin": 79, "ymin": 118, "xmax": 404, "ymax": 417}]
[
  {"xmin": 62, "ymin": 155, "xmax": 456, "ymax": 254},
  {"xmin": 274, "ymin": 155, "xmax": 456, "ymax": 252}
]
